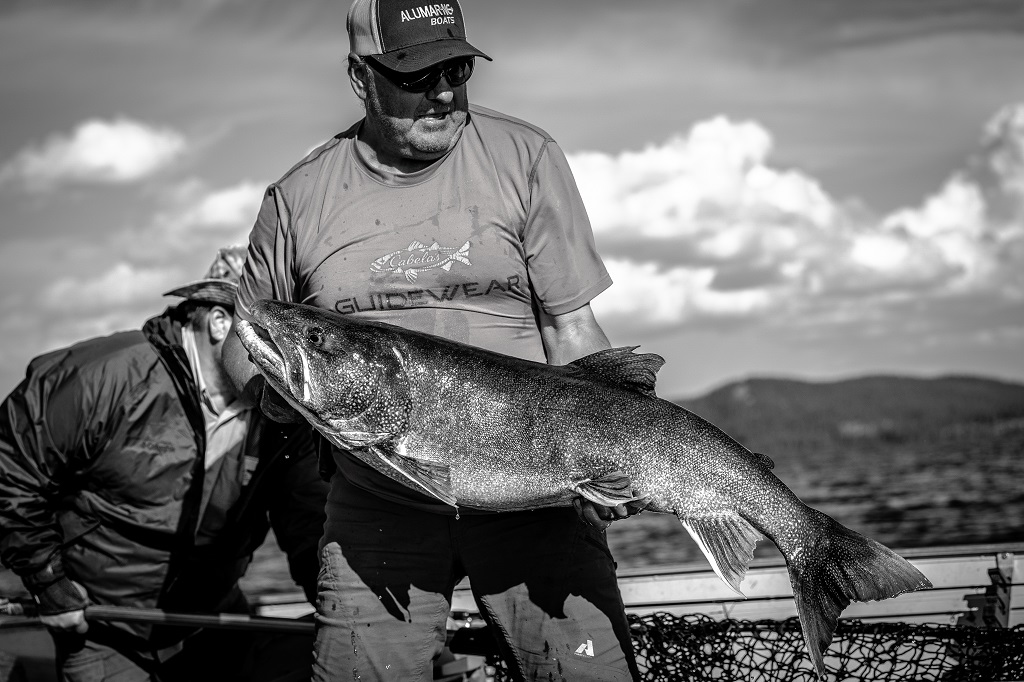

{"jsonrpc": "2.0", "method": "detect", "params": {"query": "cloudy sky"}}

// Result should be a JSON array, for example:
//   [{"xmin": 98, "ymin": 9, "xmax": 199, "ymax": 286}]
[{"xmin": 1, "ymin": 0, "xmax": 1022, "ymax": 399}]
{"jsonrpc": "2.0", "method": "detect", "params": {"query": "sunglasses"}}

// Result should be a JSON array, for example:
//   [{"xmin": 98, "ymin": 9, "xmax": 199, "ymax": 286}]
[{"xmin": 366, "ymin": 57, "xmax": 475, "ymax": 93}]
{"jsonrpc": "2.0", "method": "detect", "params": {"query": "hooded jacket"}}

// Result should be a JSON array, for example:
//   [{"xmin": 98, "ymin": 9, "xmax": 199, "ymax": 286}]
[{"xmin": 0, "ymin": 306, "xmax": 326, "ymax": 646}]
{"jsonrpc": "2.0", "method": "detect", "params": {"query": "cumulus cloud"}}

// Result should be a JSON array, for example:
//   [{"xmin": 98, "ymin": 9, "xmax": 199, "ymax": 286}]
[
  {"xmin": 596, "ymin": 259, "xmax": 774, "ymax": 325},
  {"xmin": 576, "ymin": 104, "xmax": 1024, "ymax": 329},
  {"xmin": 14, "ymin": 180, "xmax": 265, "ymax": 355},
  {"xmin": 40, "ymin": 262, "xmax": 182, "ymax": 314},
  {"xmin": 147, "ymin": 180, "xmax": 265, "ymax": 249},
  {"xmin": 572, "ymin": 118, "xmax": 836, "ymax": 240},
  {"xmin": 0, "ymin": 117, "xmax": 186, "ymax": 188}
]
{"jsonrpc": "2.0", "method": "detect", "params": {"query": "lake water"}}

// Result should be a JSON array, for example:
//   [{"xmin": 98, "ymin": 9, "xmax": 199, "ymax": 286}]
[
  {"xmin": 239, "ymin": 419, "xmax": 1024, "ymax": 595},
  {"xmin": 1, "ymin": 421, "xmax": 1017, "ymax": 600}
]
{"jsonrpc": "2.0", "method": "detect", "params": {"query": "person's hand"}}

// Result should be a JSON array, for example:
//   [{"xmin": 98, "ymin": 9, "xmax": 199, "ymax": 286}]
[
  {"xmin": 573, "ymin": 497, "xmax": 648, "ymax": 531},
  {"xmin": 39, "ymin": 580, "xmax": 89, "ymax": 634},
  {"xmin": 259, "ymin": 383, "xmax": 304, "ymax": 424},
  {"xmin": 40, "ymin": 607, "xmax": 88, "ymax": 634}
]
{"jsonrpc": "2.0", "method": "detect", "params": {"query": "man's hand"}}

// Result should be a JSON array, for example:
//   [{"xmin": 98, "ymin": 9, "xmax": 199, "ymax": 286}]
[
  {"xmin": 39, "ymin": 580, "xmax": 89, "ymax": 634},
  {"xmin": 573, "ymin": 497, "xmax": 648, "ymax": 531},
  {"xmin": 258, "ymin": 381, "xmax": 304, "ymax": 424},
  {"xmin": 40, "ymin": 608, "xmax": 88, "ymax": 634}
]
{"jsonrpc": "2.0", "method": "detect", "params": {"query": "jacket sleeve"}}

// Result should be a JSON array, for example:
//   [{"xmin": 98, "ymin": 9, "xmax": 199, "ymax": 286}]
[
  {"xmin": 266, "ymin": 427, "xmax": 329, "ymax": 605},
  {"xmin": 0, "ymin": 350, "xmax": 122, "ymax": 614}
]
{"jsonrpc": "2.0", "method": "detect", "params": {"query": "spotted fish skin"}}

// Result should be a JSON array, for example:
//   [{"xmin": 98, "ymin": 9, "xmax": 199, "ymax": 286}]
[{"xmin": 236, "ymin": 299, "xmax": 932, "ymax": 680}]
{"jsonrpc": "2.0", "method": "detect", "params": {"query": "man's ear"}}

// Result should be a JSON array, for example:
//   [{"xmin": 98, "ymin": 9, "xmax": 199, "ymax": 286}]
[
  {"xmin": 348, "ymin": 52, "xmax": 369, "ymax": 102},
  {"xmin": 207, "ymin": 306, "xmax": 233, "ymax": 343}
]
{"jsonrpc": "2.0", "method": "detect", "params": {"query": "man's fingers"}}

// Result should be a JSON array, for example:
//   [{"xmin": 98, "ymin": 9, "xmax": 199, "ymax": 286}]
[
  {"xmin": 582, "ymin": 503, "xmax": 611, "ymax": 529},
  {"xmin": 40, "ymin": 610, "xmax": 88, "ymax": 634},
  {"xmin": 260, "ymin": 387, "xmax": 303, "ymax": 423},
  {"xmin": 575, "ymin": 499, "xmax": 642, "ymax": 530}
]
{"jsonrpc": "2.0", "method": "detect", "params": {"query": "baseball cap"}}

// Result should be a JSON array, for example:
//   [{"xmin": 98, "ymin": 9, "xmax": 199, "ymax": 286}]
[
  {"xmin": 347, "ymin": 0, "xmax": 491, "ymax": 73},
  {"xmin": 163, "ymin": 245, "xmax": 247, "ymax": 308}
]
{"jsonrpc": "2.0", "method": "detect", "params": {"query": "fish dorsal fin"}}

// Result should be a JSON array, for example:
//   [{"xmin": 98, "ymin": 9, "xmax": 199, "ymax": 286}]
[
  {"xmin": 753, "ymin": 451, "xmax": 775, "ymax": 470},
  {"xmin": 569, "ymin": 347, "xmax": 665, "ymax": 397},
  {"xmin": 678, "ymin": 513, "xmax": 763, "ymax": 596},
  {"xmin": 572, "ymin": 470, "xmax": 645, "ymax": 507}
]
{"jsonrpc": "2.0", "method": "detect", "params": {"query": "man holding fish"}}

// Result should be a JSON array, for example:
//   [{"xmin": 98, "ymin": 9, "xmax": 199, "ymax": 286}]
[{"xmin": 222, "ymin": 0, "xmax": 643, "ymax": 679}]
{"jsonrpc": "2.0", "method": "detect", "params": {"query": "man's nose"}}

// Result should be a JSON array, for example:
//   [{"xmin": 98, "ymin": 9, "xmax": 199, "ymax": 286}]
[{"xmin": 426, "ymin": 79, "xmax": 455, "ymax": 103}]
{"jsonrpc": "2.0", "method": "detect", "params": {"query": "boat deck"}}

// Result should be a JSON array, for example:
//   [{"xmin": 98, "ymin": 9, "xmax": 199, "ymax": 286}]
[
  {"xmin": 255, "ymin": 542, "xmax": 1023, "ymax": 627},
  {"xmin": 3, "ymin": 543, "xmax": 1021, "ymax": 681}
]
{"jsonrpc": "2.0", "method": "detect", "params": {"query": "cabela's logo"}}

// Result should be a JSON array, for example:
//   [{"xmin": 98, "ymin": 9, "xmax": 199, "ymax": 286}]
[{"xmin": 370, "ymin": 240, "xmax": 471, "ymax": 283}]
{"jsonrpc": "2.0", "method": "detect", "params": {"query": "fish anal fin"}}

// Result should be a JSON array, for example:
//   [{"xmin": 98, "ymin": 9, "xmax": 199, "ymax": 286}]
[
  {"xmin": 678, "ymin": 513, "xmax": 762, "ymax": 597},
  {"xmin": 573, "ymin": 471, "xmax": 643, "ymax": 507},
  {"xmin": 569, "ymin": 347, "xmax": 665, "ymax": 397}
]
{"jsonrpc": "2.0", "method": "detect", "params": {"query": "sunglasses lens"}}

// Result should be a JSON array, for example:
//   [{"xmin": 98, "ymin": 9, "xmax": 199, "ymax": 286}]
[
  {"xmin": 445, "ymin": 59, "xmax": 474, "ymax": 87},
  {"xmin": 395, "ymin": 58, "xmax": 474, "ymax": 92},
  {"xmin": 400, "ymin": 70, "xmax": 437, "ymax": 92}
]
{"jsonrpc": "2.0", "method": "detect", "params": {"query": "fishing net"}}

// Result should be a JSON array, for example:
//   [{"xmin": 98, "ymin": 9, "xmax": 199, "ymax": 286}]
[{"xmin": 483, "ymin": 614, "xmax": 1024, "ymax": 682}]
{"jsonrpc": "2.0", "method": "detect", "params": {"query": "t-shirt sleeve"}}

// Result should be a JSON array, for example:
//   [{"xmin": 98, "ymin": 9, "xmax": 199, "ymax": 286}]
[
  {"xmin": 521, "ymin": 140, "xmax": 612, "ymax": 316},
  {"xmin": 236, "ymin": 185, "xmax": 300, "ymax": 322}
]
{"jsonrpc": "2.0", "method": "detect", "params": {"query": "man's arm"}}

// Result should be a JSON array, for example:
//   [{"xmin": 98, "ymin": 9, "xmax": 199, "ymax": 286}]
[
  {"xmin": 538, "ymin": 303, "xmax": 610, "ymax": 365},
  {"xmin": 539, "ymin": 304, "xmax": 641, "ymax": 529},
  {"xmin": 223, "ymin": 315, "xmax": 261, "ymax": 404},
  {"xmin": 0, "ymin": 354, "xmax": 99, "ymax": 631}
]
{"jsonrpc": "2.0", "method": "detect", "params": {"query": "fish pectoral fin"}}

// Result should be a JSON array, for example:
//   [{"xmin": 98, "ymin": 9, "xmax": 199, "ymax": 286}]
[
  {"xmin": 374, "ymin": 450, "xmax": 458, "ymax": 508},
  {"xmin": 573, "ymin": 471, "xmax": 644, "ymax": 507},
  {"xmin": 568, "ymin": 347, "xmax": 665, "ymax": 397},
  {"xmin": 678, "ymin": 513, "xmax": 763, "ymax": 597},
  {"xmin": 324, "ymin": 430, "xmax": 394, "ymax": 449}
]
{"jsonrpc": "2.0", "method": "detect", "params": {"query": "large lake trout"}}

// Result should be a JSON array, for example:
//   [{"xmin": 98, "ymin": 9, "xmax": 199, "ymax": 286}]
[{"xmin": 237, "ymin": 299, "xmax": 931, "ymax": 679}]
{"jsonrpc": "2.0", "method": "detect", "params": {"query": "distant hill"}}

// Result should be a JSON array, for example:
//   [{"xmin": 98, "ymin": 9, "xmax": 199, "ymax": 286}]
[
  {"xmin": 672, "ymin": 375, "xmax": 1024, "ymax": 462},
  {"xmin": 602, "ymin": 374, "xmax": 1024, "ymax": 569}
]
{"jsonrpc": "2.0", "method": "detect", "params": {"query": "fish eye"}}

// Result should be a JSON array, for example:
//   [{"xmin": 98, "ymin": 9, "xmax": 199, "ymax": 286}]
[{"xmin": 306, "ymin": 327, "xmax": 325, "ymax": 346}]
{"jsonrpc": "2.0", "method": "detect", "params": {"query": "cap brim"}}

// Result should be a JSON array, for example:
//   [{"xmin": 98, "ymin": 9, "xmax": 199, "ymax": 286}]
[
  {"xmin": 371, "ymin": 40, "xmax": 491, "ymax": 73},
  {"xmin": 163, "ymin": 280, "xmax": 237, "ymax": 307}
]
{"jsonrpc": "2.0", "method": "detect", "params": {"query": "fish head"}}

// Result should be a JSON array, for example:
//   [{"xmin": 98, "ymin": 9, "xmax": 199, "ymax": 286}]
[{"xmin": 236, "ymin": 300, "xmax": 409, "ymax": 437}]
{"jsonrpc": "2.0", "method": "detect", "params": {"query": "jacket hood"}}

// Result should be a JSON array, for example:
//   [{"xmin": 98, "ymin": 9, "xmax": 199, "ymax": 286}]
[{"xmin": 143, "ymin": 305, "xmax": 205, "ymax": 452}]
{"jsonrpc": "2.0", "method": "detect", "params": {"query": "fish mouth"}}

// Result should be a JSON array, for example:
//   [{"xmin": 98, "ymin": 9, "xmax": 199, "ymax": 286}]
[{"xmin": 236, "ymin": 320, "xmax": 287, "ymax": 388}]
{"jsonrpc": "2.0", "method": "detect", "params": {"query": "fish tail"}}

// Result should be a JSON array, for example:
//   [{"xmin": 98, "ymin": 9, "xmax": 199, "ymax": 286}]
[
  {"xmin": 784, "ymin": 510, "xmax": 932, "ymax": 679},
  {"xmin": 451, "ymin": 243, "xmax": 471, "ymax": 265}
]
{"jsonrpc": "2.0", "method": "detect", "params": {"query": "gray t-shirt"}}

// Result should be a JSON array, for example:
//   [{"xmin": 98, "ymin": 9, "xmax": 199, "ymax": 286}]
[{"xmin": 237, "ymin": 104, "xmax": 611, "ymax": 511}]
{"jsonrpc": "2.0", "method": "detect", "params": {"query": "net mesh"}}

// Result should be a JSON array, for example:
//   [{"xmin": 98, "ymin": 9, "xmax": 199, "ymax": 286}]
[{"xmin": 485, "ymin": 614, "xmax": 1024, "ymax": 682}]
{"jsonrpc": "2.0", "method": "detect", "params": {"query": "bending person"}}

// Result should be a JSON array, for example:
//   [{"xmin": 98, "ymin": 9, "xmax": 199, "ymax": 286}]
[{"xmin": 0, "ymin": 246, "xmax": 327, "ymax": 682}]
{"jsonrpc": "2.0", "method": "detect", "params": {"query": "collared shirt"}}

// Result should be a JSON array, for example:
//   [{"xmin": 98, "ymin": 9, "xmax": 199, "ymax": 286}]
[{"xmin": 181, "ymin": 325, "xmax": 254, "ymax": 543}]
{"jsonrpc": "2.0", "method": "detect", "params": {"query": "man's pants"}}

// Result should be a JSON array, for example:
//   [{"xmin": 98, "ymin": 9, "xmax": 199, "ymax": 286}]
[{"xmin": 312, "ymin": 476, "xmax": 639, "ymax": 682}]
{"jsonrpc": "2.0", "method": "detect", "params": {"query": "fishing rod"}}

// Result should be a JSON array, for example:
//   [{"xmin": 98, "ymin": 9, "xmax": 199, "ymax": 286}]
[
  {"xmin": 0, "ymin": 600, "xmax": 313, "ymax": 635},
  {"xmin": 1, "ymin": 599, "xmax": 493, "ymax": 654}
]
